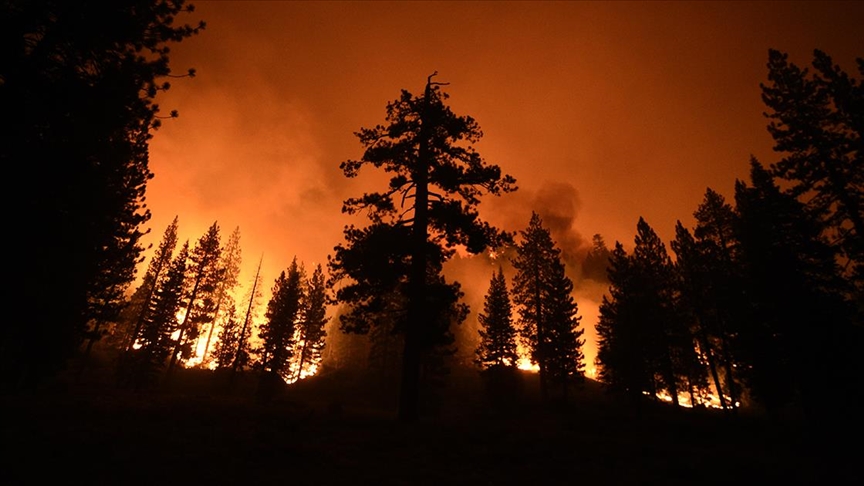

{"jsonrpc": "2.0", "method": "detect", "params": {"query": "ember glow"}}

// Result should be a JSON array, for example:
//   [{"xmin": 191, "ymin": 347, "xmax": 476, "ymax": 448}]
[
  {"xmin": 515, "ymin": 343, "xmax": 540, "ymax": 372},
  {"xmin": 649, "ymin": 390, "xmax": 740, "ymax": 410}
]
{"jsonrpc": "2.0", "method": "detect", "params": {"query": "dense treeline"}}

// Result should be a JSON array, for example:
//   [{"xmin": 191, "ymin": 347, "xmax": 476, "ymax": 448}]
[
  {"xmin": 327, "ymin": 74, "xmax": 517, "ymax": 420},
  {"xmin": 109, "ymin": 217, "xmax": 329, "ymax": 391},
  {"xmin": 2, "ymin": 0, "xmax": 861, "ymax": 440},
  {"xmin": 0, "ymin": 1, "xmax": 335, "ymax": 397},
  {"xmin": 596, "ymin": 51, "xmax": 863, "ymax": 422},
  {"xmin": 1, "ymin": 0, "xmax": 204, "ymax": 389}
]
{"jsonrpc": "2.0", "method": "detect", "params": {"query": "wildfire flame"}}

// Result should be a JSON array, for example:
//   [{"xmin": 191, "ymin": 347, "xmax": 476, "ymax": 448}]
[
  {"xmin": 515, "ymin": 342, "xmax": 540, "ymax": 371},
  {"xmin": 648, "ymin": 390, "xmax": 740, "ymax": 410}
]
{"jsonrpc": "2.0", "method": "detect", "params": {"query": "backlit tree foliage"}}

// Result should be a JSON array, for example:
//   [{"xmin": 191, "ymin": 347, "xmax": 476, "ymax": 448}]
[
  {"xmin": 200, "ymin": 225, "xmax": 242, "ymax": 364},
  {"xmin": 329, "ymin": 74, "xmax": 515, "ymax": 420},
  {"xmin": 212, "ymin": 304, "xmax": 247, "ymax": 370},
  {"xmin": 597, "ymin": 219, "xmax": 699, "ymax": 406},
  {"xmin": 734, "ymin": 160, "xmax": 858, "ymax": 417},
  {"xmin": 761, "ymin": 49, "xmax": 864, "ymax": 288},
  {"xmin": 117, "ymin": 216, "xmax": 180, "ymax": 352},
  {"xmin": 169, "ymin": 221, "xmax": 222, "ymax": 370},
  {"xmin": 292, "ymin": 264, "xmax": 329, "ymax": 381},
  {"xmin": 259, "ymin": 258, "xmax": 305, "ymax": 380},
  {"xmin": 126, "ymin": 240, "xmax": 190, "ymax": 388},
  {"xmin": 1, "ymin": 0, "xmax": 203, "ymax": 388},
  {"xmin": 512, "ymin": 213, "xmax": 585, "ymax": 401},
  {"xmin": 671, "ymin": 189, "xmax": 744, "ymax": 411},
  {"xmin": 475, "ymin": 267, "xmax": 519, "ymax": 369}
]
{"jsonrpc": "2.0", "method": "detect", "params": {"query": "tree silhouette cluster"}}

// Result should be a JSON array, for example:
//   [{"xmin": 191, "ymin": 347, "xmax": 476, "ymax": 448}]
[
  {"xmin": 112, "ymin": 218, "xmax": 329, "ymax": 390},
  {"xmin": 597, "ymin": 50, "xmax": 862, "ymax": 421},
  {"xmin": 475, "ymin": 268, "xmax": 518, "ymax": 369},
  {"xmin": 115, "ymin": 219, "xmax": 249, "ymax": 386},
  {"xmin": 329, "ymin": 73, "xmax": 516, "ymax": 420},
  {"xmin": 257, "ymin": 258, "xmax": 328, "ymax": 386},
  {"xmin": 3, "ymin": 0, "xmax": 859, "ymax": 437},
  {"xmin": 1, "ymin": 0, "xmax": 204, "ymax": 389},
  {"xmin": 475, "ymin": 213, "xmax": 586, "ymax": 402}
]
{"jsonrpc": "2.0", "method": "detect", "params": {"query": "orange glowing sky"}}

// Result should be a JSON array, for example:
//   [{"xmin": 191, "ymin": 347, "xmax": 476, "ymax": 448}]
[{"xmin": 143, "ymin": 1, "xmax": 863, "ymax": 368}]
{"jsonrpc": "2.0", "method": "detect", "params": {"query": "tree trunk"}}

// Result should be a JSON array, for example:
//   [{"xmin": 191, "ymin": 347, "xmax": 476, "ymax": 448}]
[
  {"xmin": 398, "ymin": 75, "xmax": 435, "ymax": 422},
  {"xmin": 201, "ymin": 286, "xmax": 228, "ymax": 366},
  {"xmin": 125, "ymin": 259, "xmax": 167, "ymax": 353},
  {"xmin": 168, "ymin": 271, "xmax": 203, "ymax": 372},
  {"xmin": 233, "ymin": 256, "xmax": 262, "ymax": 377},
  {"xmin": 720, "ymin": 336, "xmax": 739, "ymax": 410},
  {"xmin": 534, "ymin": 260, "xmax": 548, "ymax": 402},
  {"xmin": 294, "ymin": 338, "xmax": 309, "ymax": 382},
  {"xmin": 696, "ymin": 318, "xmax": 728, "ymax": 411}
]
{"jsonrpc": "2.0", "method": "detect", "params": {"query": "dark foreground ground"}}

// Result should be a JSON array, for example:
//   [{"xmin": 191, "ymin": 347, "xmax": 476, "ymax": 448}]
[{"xmin": 0, "ymin": 364, "xmax": 851, "ymax": 485}]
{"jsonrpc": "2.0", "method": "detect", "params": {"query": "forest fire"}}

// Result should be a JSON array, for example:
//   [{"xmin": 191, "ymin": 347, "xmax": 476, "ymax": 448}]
[
  {"xmin": 7, "ymin": 2, "xmax": 862, "ymax": 483},
  {"xmin": 515, "ymin": 343, "xmax": 540, "ymax": 372},
  {"xmin": 649, "ymin": 389, "xmax": 739, "ymax": 410},
  {"xmin": 516, "ymin": 358, "xmax": 540, "ymax": 372}
]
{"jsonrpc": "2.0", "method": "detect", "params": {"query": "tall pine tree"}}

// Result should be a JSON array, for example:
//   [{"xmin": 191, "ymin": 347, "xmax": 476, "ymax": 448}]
[
  {"xmin": 121, "ymin": 216, "xmax": 180, "ymax": 352},
  {"xmin": 212, "ymin": 304, "xmax": 248, "ymax": 370},
  {"xmin": 128, "ymin": 240, "xmax": 190, "ymax": 387},
  {"xmin": 597, "ymin": 219, "xmax": 699, "ymax": 406},
  {"xmin": 329, "ymin": 74, "xmax": 516, "ymax": 420},
  {"xmin": 761, "ymin": 49, "xmax": 863, "ymax": 288},
  {"xmin": 201, "ymin": 225, "xmax": 242, "ymax": 364},
  {"xmin": 259, "ymin": 258, "xmax": 305, "ymax": 381},
  {"xmin": 2, "ymin": 0, "xmax": 203, "ymax": 389},
  {"xmin": 672, "ymin": 189, "xmax": 744, "ymax": 410},
  {"xmin": 597, "ymin": 242, "xmax": 652, "ymax": 402},
  {"xmin": 475, "ymin": 267, "xmax": 519, "ymax": 369},
  {"xmin": 169, "ymin": 221, "xmax": 221, "ymax": 370},
  {"xmin": 232, "ymin": 255, "xmax": 264, "ymax": 375},
  {"xmin": 292, "ymin": 264, "xmax": 328, "ymax": 381},
  {"xmin": 734, "ymin": 159, "xmax": 858, "ymax": 417},
  {"xmin": 512, "ymin": 212, "xmax": 584, "ymax": 401}
]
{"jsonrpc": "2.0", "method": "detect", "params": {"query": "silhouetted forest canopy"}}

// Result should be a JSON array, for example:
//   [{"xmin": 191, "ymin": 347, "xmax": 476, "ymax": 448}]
[{"xmin": 2, "ymin": 1, "xmax": 861, "ymax": 483}]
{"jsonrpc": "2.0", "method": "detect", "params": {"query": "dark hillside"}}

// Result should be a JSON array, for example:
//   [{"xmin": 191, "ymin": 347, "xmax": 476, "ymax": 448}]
[{"xmin": 1, "ymin": 366, "xmax": 841, "ymax": 485}]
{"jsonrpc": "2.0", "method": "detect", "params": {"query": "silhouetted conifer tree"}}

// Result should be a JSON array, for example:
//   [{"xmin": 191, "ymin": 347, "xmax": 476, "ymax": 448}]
[
  {"xmin": 734, "ymin": 159, "xmax": 858, "ymax": 417},
  {"xmin": 475, "ymin": 267, "xmax": 519, "ymax": 368},
  {"xmin": 582, "ymin": 234, "xmax": 612, "ymax": 282},
  {"xmin": 1, "ymin": 0, "xmax": 203, "ymax": 388},
  {"xmin": 597, "ymin": 243, "xmax": 652, "ymax": 403},
  {"xmin": 761, "ymin": 49, "xmax": 864, "ymax": 289},
  {"xmin": 597, "ymin": 219, "xmax": 698, "ymax": 406},
  {"xmin": 633, "ymin": 218, "xmax": 698, "ymax": 406},
  {"xmin": 232, "ymin": 255, "xmax": 264, "ymax": 375},
  {"xmin": 169, "ymin": 221, "xmax": 221, "ymax": 370},
  {"xmin": 672, "ymin": 189, "xmax": 745, "ymax": 410},
  {"xmin": 329, "ymin": 74, "xmax": 516, "ymax": 420},
  {"xmin": 292, "ymin": 264, "xmax": 328, "ymax": 381},
  {"xmin": 201, "ymin": 226, "xmax": 242, "ymax": 364},
  {"xmin": 258, "ymin": 258, "xmax": 305, "ymax": 381},
  {"xmin": 119, "ymin": 216, "xmax": 180, "ymax": 352},
  {"xmin": 543, "ymin": 258, "xmax": 586, "ymax": 401},
  {"xmin": 512, "ymin": 213, "xmax": 584, "ymax": 401},
  {"xmin": 673, "ymin": 223, "xmax": 726, "ymax": 409},
  {"xmin": 129, "ymin": 240, "xmax": 189, "ymax": 387},
  {"xmin": 213, "ymin": 305, "xmax": 247, "ymax": 369}
]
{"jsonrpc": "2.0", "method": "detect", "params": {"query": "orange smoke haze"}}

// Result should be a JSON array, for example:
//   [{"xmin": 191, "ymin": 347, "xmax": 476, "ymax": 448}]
[{"xmin": 142, "ymin": 1, "xmax": 863, "ymax": 369}]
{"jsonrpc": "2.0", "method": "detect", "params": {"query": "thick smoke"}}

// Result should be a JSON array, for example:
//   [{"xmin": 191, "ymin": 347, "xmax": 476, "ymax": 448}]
[
  {"xmin": 531, "ymin": 181, "xmax": 587, "ymax": 270},
  {"xmin": 443, "ymin": 180, "xmax": 606, "ymax": 375}
]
